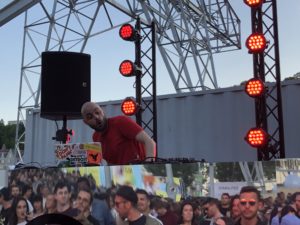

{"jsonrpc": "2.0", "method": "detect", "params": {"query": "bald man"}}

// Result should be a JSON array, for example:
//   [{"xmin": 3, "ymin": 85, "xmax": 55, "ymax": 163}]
[{"xmin": 81, "ymin": 102, "xmax": 156, "ymax": 165}]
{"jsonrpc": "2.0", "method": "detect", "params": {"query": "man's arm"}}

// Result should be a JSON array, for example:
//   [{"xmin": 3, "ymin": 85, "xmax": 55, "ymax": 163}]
[{"xmin": 135, "ymin": 130, "xmax": 156, "ymax": 158}]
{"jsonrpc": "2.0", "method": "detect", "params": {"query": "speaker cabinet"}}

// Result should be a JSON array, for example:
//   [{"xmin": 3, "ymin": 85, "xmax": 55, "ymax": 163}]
[{"xmin": 41, "ymin": 51, "xmax": 91, "ymax": 120}]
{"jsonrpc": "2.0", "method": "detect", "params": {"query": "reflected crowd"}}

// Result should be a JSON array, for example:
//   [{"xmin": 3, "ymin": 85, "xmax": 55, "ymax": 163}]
[{"xmin": 0, "ymin": 168, "xmax": 299, "ymax": 225}]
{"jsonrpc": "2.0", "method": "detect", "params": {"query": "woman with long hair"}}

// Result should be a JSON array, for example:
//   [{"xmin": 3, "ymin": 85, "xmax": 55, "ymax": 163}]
[
  {"xmin": 8, "ymin": 197, "xmax": 30, "ymax": 225},
  {"xmin": 178, "ymin": 201, "xmax": 198, "ymax": 225}
]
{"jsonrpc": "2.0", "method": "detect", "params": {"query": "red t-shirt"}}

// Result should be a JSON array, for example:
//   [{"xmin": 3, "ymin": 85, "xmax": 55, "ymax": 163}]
[{"xmin": 92, "ymin": 116, "xmax": 146, "ymax": 165}]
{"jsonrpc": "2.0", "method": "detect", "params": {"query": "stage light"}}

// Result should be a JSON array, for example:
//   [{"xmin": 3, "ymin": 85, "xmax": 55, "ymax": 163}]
[
  {"xmin": 119, "ymin": 60, "xmax": 137, "ymax": 77},
  {"xmin": 246, "ymin": 33, "xmax": 267, "ymax": 53},
  {"xmin": 245, "ymin": 128, "xmax": 268, "ymax": 148},
  {"xmin": 121, "ymin": 97, "xmax": 139, "ymax": 116},
  {"xmin": 245, "ymin": 78, "xmax": 265, "ymax": 98},
  {"xmin": 119, "ymin": 24, "xmax": 137, "ymax": 41},
  {"xmin": 244, "ymin": 0, "xmax": 263, "ymax": 8}
]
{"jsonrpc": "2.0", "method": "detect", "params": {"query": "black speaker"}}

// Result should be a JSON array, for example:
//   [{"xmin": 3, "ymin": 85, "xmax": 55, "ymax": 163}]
[{"xmin": 41, "ymin": 51, "xmax": 91, "ymax": 120}]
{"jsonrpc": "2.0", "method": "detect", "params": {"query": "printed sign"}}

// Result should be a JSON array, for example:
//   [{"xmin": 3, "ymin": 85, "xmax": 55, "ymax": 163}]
[{"xmin": 55, "ymin": 142, "xmax": 102, "ymax": 167}]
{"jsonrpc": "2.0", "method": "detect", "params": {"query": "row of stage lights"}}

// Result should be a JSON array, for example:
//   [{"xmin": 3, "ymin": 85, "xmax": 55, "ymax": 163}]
[
  {"xmin": 118, "ymin": 23, "xmax": 141, "ymax": 116},
  {"xmin": 243, "ymin": 0, "xmax": 268, "ymax": 148},
  {"xmin": 118, "ymin": 1, "xmax": 268, "ymax": 148}
]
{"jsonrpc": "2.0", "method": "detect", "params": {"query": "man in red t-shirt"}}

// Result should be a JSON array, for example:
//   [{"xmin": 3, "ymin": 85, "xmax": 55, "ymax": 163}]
[{"xmin": 81, "ymin": 102, "xmax": 156, "ymax": 165}]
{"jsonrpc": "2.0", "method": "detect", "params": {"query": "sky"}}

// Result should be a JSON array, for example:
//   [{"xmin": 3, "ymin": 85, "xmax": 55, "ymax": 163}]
[{"xmin": 0, "ymin": 0, "xmax": 299, "ymax": 124}]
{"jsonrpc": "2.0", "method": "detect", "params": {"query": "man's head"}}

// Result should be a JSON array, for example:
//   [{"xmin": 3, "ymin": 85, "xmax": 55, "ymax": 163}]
[
  {"xmin": 114, "ymin": 185, "xmax": 138, "ymax": 219},
  {"xmin": 136, "ymin": 189, "xmax": 151, "ymax": 214},
  {"xmin": 152, "ymin": 198, "xmax": 168, "ymax": 217},
  {"xmin": 202, "ymin": 197, "xmax": 221, "ymax": 218},
  {"xmin": 10, "ymin": 184, "xmax": 21, "ymax": 198},
  {"xmin": 54, "ymin": 181, "xmax": 71, "ymax": 207},
  {"xmin": 81, "ymin": 102, "xmax": 108, "ymax": 132},
  {"xmin": 22, "ymin": 184, "xmax": 33, "ymax": 199},
  {"xmin": 76, "ymin": 188, "xmax": 93, "ymax": 214},
  {"xmin": 77, "ymin": 177, "xmax": 91, "ymax": 191},
  {"xmin": 238, "ymin": 186, "xmax": 262, "ymax": 221},
  {"xmin": 45, "ymin": 193, "xmax": 56, "ymax": 211},
  {"xmin": 0, "ymin": 187, "xmax": 11, "ymax": 203},
  {"xmin": 221, "ymin": 193, "xmax": 231, "ymax": 207},
  {"xmin": 32, "ymin": 195, "xmax": 43, "ymax": 211}
]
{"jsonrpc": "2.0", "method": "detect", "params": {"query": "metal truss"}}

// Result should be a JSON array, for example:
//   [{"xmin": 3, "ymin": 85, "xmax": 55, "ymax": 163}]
[
  {"xmin": 250, "ymin": 0, "xmax": 285, "ymax": 160},
  {"xmin": 138, "ymin": 21, "xmax": 158, "ymax": 143},
  {"xmin": 12, "ymin": 0, "xmax": 240, "ymax": 155},
  {"xmin": 239, "ymin": 161, "xmax": 268, "ymax": 193}
]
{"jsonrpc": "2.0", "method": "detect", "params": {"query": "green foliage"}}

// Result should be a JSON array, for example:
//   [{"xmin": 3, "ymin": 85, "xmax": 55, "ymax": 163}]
[
  {"xmin": 0, "ymin": 121, "xmax": 25, "ymax": 150},
  {"xmin": 215, "ymin": 162, "xmax": 244, "ymax": 182},
  {"xmin": 215, "ymin": 161, "xmax": 276, "ymax": 182},
  {"xmin": 144, "ymin": 162, "xmax": 204, "ymax": 188}
]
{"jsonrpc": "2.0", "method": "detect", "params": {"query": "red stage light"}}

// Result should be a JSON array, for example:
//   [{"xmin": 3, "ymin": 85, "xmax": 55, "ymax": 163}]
[
  {"xmin": 119, "ymin": 60, "xmax": 135, "ymax": 77},
  {"xmin": 246, "ymin": 33, "xmax": 267, "ymax": 53},
  {"xmin": 244, "ymin": 0, "xmax": 263, "ymax": 8},
  {"xmin": 119, "ymin": 24, "xmax": 136, "ymax": 41},
  {"xmin": 245, "ymin": 78, "xmax": 265, "ymax": 98},
  {"xmin": 121, "ymin": 98, "xmax": 138, "ymax": 116},
  {"xmin": 245, "ymin": 128, "xmax": 268, "ymax": 148}
]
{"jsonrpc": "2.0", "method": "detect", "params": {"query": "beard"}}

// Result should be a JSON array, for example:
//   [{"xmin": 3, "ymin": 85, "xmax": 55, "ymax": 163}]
[{"xmin": 90, "ymin": 116, "xmax": 108, "ymax": 132}]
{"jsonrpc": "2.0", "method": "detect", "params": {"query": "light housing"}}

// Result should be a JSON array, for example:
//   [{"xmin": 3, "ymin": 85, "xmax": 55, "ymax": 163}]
[
  {"xmin": 119, "ymin": 24, "xmax": 137, "ymax": 41},
  {"xmin": 246, "ymin": 33, "xmax": 267, "ymax": 53},
  {"xmin": 245, "ymin": 78, "xmax": 265, "ymax": 98},
  {"xmin": 244, "ymin": 0, "xmax": 264, "ymax": 8},
  {"xmin": 245, "ymin": 127, "xmax": 268, "ymax": 148},
  {"xmin": 121, "ymin": 97, "xmax": 139, "ymax": 116}
]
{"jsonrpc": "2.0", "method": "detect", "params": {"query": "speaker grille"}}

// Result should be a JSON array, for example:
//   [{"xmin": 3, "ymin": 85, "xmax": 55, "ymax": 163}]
[{"xmin": 41, "ymin": 51, "xmax": 91, "ymax": 120}]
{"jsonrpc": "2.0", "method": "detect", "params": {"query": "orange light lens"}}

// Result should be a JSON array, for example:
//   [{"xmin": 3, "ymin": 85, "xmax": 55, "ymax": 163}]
[
  {"xmin": 244, "ymin": 0, "xmax": 263, "ymax": 8},
  {"xmin": 119, "ymin": 24, "xmax": 134, "ymax": 41},
  {"xmin": 245, "ymin": 128, "xmax": 268, "ymax": 148},
  {"xmin": 246, "ymin": 33, "xmax": 266, "ymax": 53},
  {"xmin": 119, "ymin": 60, "xmax": 134, "ymax": 76},
  {"xmin": 245, "ymin": 78, "xmax": 264, "ymax": 97},
  {"xmin": 121, "ymin": 98, "xmax": 138, "ymax": 116}
]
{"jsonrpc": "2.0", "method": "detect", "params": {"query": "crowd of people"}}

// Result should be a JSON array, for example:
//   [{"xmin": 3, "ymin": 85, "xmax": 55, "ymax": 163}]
[{"xmin": 0, "ymin": 168, "xmax": 299, "ymax": 225}]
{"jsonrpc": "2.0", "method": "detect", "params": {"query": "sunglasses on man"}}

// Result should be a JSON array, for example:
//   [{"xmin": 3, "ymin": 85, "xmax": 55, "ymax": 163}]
[{"xmin": 240, "ymin": 199, "xmax": 256, "ymax": 206}]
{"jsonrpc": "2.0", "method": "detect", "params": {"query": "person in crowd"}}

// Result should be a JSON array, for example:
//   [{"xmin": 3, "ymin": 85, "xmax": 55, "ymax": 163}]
[
  {"xmin": 274, "ymin": 192, "xmax": 285, "ymax": 207},
  {"xmin": 114, "ymin": 185, "xmax": 161, "ymax": 225},
  {"xmin": 37, "ymin": 183, "xmax": 50, "ymax": 209},
  {"xmin": 31, "ymin": 195, "xmax": 44, "ymax": 218},
  {"xmin": 230, "ymin": 195, "xmax": 241, "ymax": 223},
  {"xmin": 136, "ymin": 189, "xmax": 162, "ymax": 224},
  {"xmin": 214, "ymin": 217, "xmax": 234, "ymax": 225},
  {"xmin": 235, "ymin": 186, "xmax": 267, "ymax": 225},
  {"xmin": 44, "ymin": 193, "xmax": 57, "ymax": 214},
  {"xmin": 10, "ymin": 185, "xmax": 21, "ymax": 199},
  {"xmin": 21, "ymin": 185, "xmax": 33, "ymax": 214},
  {"xmin": 54, "ymin": 181, "xmax": 80, "ymax": 217},
  {"xmin": 81, "ymin": 102, "xmax": 156, "ymax": 164},
  {"xmin": 290, "ymin": 192, "xmax": 300, "ymax": 217},
  {"xmin": 177, "ymin": 201, "xmax": 198, "ymax": 225},
  {"xmin": 0, "ymin": 187, "xmax": 12, "ymax": 225},
  {"xmin": 202, "ymin": 197, "xmax": 225, "ymax": 225},
  {"xmin": 269, "ymin": 205, "xmax": 281, "ymax": 225},
  {"xmin": 192, "ymin": 200, "xmax": 208, "ymax": 225},
  {"xmin": 152, "ymin": 197, "xmax": 179, "ymax": 225},
  {"xmin": 220, "ymin": 193, "xmax": 231, "ymax": 217},
  {"xmin": 74, "ymin": 188, "xmax": 100, "ymax": 225},
  {"xmin": 279, "ymin": 205, "xmax": 300, "ymax": 225},
  {"xmin": 77, "ymin": 176, "xmax": 115, "ymax": 225},
  {"xmin": 7, "ymin": 197, "xmax": 30, "ymax": 225}
]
